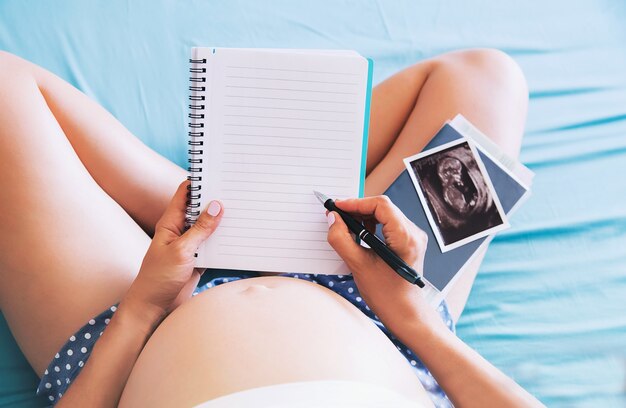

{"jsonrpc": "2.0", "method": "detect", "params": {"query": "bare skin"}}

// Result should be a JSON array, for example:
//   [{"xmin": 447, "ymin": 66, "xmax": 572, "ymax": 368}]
[
  {"xmin": 119, "ymin": 276, "xmax": 434, "ymax": 407},
  {"xmin": 0, "ymin": 48, "xmax": 531, "ymax": 406}
]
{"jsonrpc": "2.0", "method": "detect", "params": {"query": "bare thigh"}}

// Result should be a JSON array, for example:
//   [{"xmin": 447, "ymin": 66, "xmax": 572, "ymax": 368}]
[
  {"xmin": 0, "ymin": 52, "xmax": 184, "ymax": 375},
  {"xmin": 364, "ymin": 49, "xmax": 528, "ymax": 319}
]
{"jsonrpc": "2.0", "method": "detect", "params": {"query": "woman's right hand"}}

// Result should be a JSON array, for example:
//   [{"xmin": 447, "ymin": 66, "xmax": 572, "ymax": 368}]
[
  {"xmin": 124, "ymin": 181, "xmax": 223, "ymax": 326},
  {"xmin": 326, "ymin": 196, "xmax": 444, "ymax": 336}
]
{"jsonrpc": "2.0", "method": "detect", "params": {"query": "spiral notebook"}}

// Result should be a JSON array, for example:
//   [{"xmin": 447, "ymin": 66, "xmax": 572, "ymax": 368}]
[{"xmin": 186, "ymin": 47, "xmax": 373, "ymax": 274}]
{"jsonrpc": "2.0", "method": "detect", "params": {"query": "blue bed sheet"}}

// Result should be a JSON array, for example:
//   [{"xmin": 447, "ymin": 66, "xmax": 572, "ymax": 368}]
[{"xmin": 1, "ymin": 1, "xmax": 625, "ymax": 406}]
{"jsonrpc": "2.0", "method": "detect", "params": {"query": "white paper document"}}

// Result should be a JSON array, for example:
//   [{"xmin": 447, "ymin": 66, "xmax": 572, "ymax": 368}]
[{"xmin": 188, "ymin": 48, "xmax": 372, "ymax": 274}]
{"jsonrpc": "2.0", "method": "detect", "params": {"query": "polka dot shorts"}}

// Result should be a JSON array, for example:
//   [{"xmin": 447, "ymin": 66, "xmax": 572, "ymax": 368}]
[
  {"xmin": 37, "ymin": 273, "xmax": 454, "ymax": 407},
  {"xmin": 37, "ymin": 305, "xmax": 117, "ymax": 404}
]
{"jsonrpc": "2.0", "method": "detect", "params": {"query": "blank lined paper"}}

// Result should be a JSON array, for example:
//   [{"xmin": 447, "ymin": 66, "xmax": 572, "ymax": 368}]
[{"xmin": 193, "ymin": 48, "xmax": 370, "ymax": 275}]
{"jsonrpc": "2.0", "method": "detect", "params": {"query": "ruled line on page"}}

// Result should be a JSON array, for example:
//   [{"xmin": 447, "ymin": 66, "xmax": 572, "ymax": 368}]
[
  {"xmin": 220, "ymin": 198, "xmax": 328, "ymax": 205},
  {"xmin": 217, "ymin": 252, "xmax": 341, "ymax": 261},
  {"xmin": 220, "ymin": 225, "xmax": 328, "ymax": 233},
  {"xmin": 226, "ymin": 208, "xmax": 321, "ymax": 215},
  {"xmin": 225, "ymin": 65, "xmax": 359, "ymax": 76},
  {"xmin": 221, "ymin": 169, "xmax": 353, "ymax": 179},
  {"xmin": 223, "ymin": 196, "xmax": 351, "ymax": 203},
  {"xmin": 224, "ymin": 192, "xmax": 350, "ymax": 201},
  {"xmin": 221, "ymin": 180, "xmax": 350, "ymax": 188},
  {"xmin": 224, "ymin": 104, "xmax": 355, "ymax": 114},
  {"xmin": 225, "ymin": 75, "xmax": 359, "ymax": 86},
  {"xmin": 219, "ymin": 234, "xmax": 328, "ymax": 243},
  {"xmin": 219, "ymin": 243, "xmax": 334, "ymax": 251},
  {"xmin": 223, "ymin": 133, "xmax": 353, "ymax": 142},
  {"xmin": 222, "ymin": 161, "xmax": 351, "ymax": 170},
  {"xmin": 222, "ymin": 142, "xmax": 352, "ymax": 152},
  {"xmin": 224, "ymin": 95, "xmax": 357, "ymax": 105},
  {"xmin": 222, "ymin": 189, "xmax": 338, "ymax": 197},
  {"xmin": 222, "ymin": 215, "xmax": 326, "ymax": 224},
  {"xmin": 222, "ymin": 187, "xmax": 350, "ymax": 197},
  {"xmin": 222, "ymin": 152, "xmax": 352, "ymax": 161},
  {"xmin": 223, "ymin": 123, "xmax": 353, "ymax": 133},
  {"xmin": 224, "ymin": 114, "xmax": 355, "ymax": 124},
  {"xmin": 225, "ymin": 85, "xmax": 358, "ymax": 95}
]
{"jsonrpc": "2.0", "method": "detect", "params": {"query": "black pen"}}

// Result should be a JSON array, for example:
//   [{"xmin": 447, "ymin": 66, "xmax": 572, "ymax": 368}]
[{"xmin": 314, "ymin": 191, "xmax": 425, "ymax": 288}]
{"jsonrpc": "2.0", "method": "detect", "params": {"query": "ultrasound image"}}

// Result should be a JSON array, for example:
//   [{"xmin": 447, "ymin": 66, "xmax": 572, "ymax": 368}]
[{"xmin": 410, "ymin": 142, "xmax": 504, "ymax": 246}]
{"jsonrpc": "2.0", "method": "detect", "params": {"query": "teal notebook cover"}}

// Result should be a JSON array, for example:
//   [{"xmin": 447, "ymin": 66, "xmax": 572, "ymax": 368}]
[{"xmin": 359, "ymin": 58, "xmax": 374, "ymax": 198}]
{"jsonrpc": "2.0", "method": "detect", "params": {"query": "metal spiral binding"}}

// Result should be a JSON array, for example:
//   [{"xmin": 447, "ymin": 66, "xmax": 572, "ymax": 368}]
[{"xmin": 185, "ymin": 57, "xmax": 207, "ymax": 229}]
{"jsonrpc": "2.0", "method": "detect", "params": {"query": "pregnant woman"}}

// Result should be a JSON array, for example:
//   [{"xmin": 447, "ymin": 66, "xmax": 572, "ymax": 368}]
[{"xmin": 0, "ymin": 49, "xmax": 540, "ymax": 407}]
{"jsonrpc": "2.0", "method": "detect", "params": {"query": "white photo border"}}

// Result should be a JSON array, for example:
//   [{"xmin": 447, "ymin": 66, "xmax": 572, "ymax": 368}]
[{"xmin": 403, "ymin": 138, "xmax": 510, "ymax": 253}]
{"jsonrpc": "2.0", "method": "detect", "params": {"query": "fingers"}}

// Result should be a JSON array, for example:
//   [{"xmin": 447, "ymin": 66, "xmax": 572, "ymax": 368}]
[
  {"xmin": 154, "ymin": 180, "xmax": 192, "ymax": 243},
  {"xmin": 335, "ymin": 195, "xmax": 404, "ymax": 227},
  {"xmin": 363, "ymin": 218, "xmax": 377, "ymax": 234},
  {"xmin": 180, "ymin": 200, "xmax": 224, "ymax": 252},
  {"xmin": 334, "ymin": 196, "xmax": 428, "ymax": 268},
  {"xmin": 153, "ymin": 179, "xmax": 224, "ymax": 252},
  {"xmin": 326, "ymin": 211, "xmax": 369, "ymax": 269},
  {"xmin": 169, "ymin": 268, "xmax": 202, "ymax": 311}
]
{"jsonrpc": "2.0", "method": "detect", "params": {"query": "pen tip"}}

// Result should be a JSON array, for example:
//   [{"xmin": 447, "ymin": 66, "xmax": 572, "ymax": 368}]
[{"xmin": 313, "ymin": 190, "xmax": 328, "ymax": 204}]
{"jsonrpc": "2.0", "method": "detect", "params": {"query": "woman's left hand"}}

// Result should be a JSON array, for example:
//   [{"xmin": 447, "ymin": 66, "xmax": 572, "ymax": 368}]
[
  {"xmin": 325, "ymin": 196, "xmax": 442, "ymax": 336},
  {"xmin": 124, "ymin": 180, "xmax": 223, "ymax": 323}
]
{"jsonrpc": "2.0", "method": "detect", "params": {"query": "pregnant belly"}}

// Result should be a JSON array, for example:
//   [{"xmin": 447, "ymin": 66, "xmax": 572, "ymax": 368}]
[{"xmin": 119, "ymin": 277, "xmax": 432, "ymax": 407}]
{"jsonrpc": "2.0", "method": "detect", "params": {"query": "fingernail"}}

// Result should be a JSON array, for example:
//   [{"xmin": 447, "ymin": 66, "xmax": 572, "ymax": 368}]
[
  {"xmin": 327, "ymin": 212, "xmax": 336, "ymax": 227},
  {"xmin": 207, "ymin": 201, "xmax": 221, "ymax": 216}
]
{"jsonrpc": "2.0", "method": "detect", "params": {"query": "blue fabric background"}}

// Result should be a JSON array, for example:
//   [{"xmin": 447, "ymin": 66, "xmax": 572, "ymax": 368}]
[{"xmin": 1, "ymin": 1, "xmax": 625, "ymax": 406}]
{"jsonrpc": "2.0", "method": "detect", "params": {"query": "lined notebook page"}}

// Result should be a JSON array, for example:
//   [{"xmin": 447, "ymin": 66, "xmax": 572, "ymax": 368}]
[{"xmin": 193, "ymin": 48, "xmax": 370, "ymax": 274}]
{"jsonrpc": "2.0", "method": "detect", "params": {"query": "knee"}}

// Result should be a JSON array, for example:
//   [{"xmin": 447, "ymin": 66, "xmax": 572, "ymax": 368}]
[
  {"xmin": 0, "ymin": 51, "xmax": 38, "ymax": 82},
  {"xmin": 0, "ymin": 51, "xmax": 26, "ymax": 80},
  {"xmin": 459, "ymin": 49, "xmax": 527, "ymax": 88},
  {"xmin": 441, "ymin": 48, "xmax": 528, "ymax": 106},
  {"xmin": 0, "ymin": 50, "xmax": 19, "ymax": 67},
  {"xmin": 424, "ymin": 49, "xmax": 527, "ymax": 157}
]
